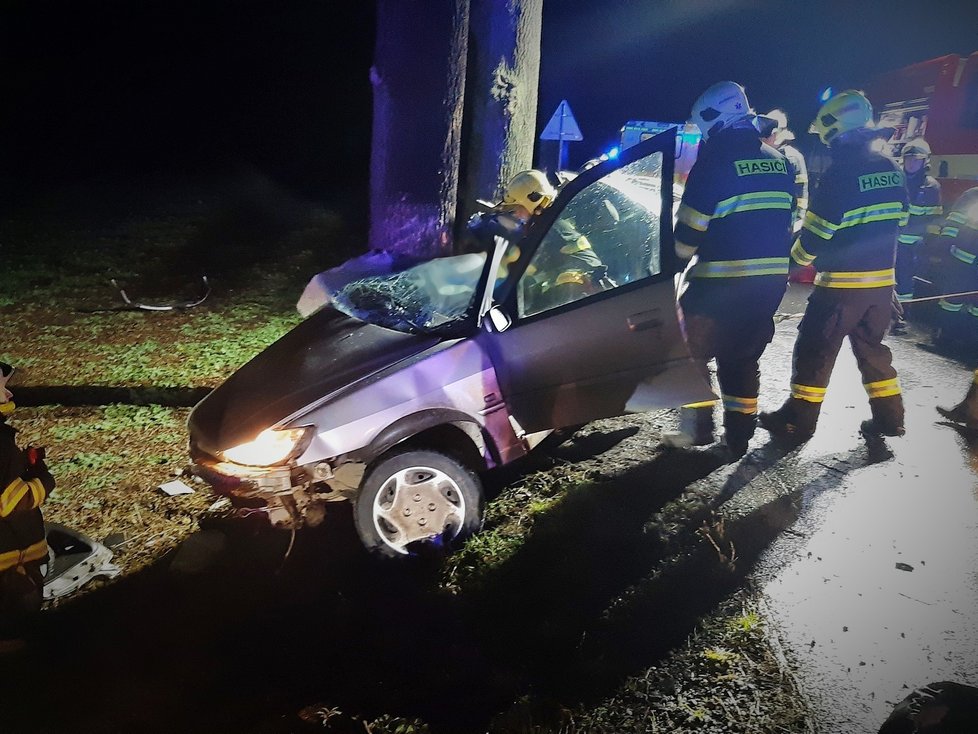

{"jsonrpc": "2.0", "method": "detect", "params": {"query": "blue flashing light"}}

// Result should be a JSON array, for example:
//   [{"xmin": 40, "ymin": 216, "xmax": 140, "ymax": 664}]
[
  {"xmin": 606, "ymin": 146, "xmax": 620, "ymax": 160},
  {"xmin": 819, "ymin": 86, "xmax": 834, "ymax": 103}
]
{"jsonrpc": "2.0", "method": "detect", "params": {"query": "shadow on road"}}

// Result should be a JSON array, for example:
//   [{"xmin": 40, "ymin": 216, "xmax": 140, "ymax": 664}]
[{"xmin": 5, "ymin": 435, "xmax": 895, "ymax": 733}]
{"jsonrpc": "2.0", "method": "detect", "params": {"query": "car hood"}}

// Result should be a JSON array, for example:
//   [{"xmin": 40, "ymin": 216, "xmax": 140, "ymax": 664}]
[{"xmin": 189, "ymin": 306, "xmax": 442, "ymax": 457}]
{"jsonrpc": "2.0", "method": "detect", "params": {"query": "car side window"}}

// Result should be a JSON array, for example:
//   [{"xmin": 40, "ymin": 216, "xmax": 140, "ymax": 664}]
[{"xmin": 517, "ymin": 152, "xmax": 664, "ymax": 319}]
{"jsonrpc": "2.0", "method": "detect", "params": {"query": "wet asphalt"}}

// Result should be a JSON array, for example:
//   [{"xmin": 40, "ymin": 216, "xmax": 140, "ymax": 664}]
[{"xmin": 710, "ymin": 282, "xmax": 978, "ymax": 733}]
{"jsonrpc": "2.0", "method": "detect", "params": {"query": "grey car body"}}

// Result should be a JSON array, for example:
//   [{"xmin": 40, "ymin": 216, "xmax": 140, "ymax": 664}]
[{"xmin": 188, "ymin": 129, "xmax": 714, "ymax": 557}]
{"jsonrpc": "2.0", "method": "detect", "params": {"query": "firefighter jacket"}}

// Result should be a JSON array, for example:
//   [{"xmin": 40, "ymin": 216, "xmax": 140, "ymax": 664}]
[
  {"xmin": 790, "ymin": 131, "xmax": 909, "ymax": 288},
  {"xmin": 465, "ymin": 209, "xmax": 528, "ymax": 284},
  {"xmin": 1, "ymin": 414, "xmax": 53, "ymax": 577},
  {"xmin": 899, "ymin": 170, "xmax": 942, "ymax": 246},
  {"xmin": 781, "ymin": 142, "xmax": 809, "ymax": 227},
  {"xmin": 940, "ymin": 187, "xmax": 978, "ymax": 264},
  {"xmin": 675, "ymin": 122, "xmax": 795, "ymax": 280}
]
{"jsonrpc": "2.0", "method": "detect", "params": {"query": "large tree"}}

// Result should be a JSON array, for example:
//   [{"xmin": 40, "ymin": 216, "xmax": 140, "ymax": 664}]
[{"xmin": 369, "ymin": 0, "xmax": 543, "ymax": 256}]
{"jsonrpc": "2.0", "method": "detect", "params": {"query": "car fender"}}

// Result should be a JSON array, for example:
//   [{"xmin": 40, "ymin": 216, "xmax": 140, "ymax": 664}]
[{"xmin": 355, "ymin": 408, "xmax": 495, "ymax": 470}]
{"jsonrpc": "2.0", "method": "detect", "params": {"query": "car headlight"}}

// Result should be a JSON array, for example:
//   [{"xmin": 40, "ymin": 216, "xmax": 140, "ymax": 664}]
[{"xmin": 222, "ymin": 426, "xmax": 313, "ymax": 467}]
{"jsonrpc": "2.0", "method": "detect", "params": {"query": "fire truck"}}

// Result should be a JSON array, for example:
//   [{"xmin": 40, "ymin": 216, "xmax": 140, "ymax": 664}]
[
  {"xmin": 866, "ymin": 52, "xmax": 978, "ymax": 203},
  {"xmin": 865, "ymin": 52, "xmax": 978, "ymax": 311}
]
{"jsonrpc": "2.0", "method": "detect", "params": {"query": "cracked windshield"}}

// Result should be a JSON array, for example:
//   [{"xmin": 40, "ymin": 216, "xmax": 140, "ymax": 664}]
[{"xmin": 329, "ymin": 252, "xmax": 487, "ymax": 335}]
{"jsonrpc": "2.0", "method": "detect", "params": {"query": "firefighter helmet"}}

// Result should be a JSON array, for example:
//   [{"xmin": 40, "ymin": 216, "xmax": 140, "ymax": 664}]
[
  {"xmin": 809, "ymin": 90, "xmax": 874, "ymax": 145},
  {"xmin": 901, "ymin": 137, "xmax": 931, "ymax": 160},
  {"xmin": 763, "ymin": 108, "xmax": 795, "ymax": 145},
  {"xmin": 902, "ymin": 137, "xmax": 931, "ymax": 174},
  {"xmin": 689, "ymin": 81, "xmax": 752, "ymax": 142},
  {"xmin": 498, "ymin": 170, "xmax": 557, "ymax": 214}
]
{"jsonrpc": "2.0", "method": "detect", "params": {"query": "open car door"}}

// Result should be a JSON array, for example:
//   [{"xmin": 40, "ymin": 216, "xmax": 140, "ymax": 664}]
[{"xmin": 480, "ymin": 128, "xmax": 714, "ymax": 434}]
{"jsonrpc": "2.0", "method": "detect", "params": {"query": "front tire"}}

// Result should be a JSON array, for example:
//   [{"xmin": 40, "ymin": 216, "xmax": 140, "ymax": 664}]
[{"xmin": 354, "ymin": 449, "xmax": 484, "ymax": 559}]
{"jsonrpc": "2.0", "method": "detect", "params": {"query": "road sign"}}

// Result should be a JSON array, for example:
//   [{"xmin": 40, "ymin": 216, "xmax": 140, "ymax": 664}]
[
  {"xmin": 540, "ymin": 99, "xmax": 583, "ymax": 141},
  {"xmin": 540, "ymin": 100, "xmax": 583, "ymax": 170}
]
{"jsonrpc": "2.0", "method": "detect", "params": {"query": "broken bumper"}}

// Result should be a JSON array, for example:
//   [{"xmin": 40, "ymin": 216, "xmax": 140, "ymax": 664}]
[{"xmin": 191, "ymin": 458, "xmax": 364, "ymax": 530}]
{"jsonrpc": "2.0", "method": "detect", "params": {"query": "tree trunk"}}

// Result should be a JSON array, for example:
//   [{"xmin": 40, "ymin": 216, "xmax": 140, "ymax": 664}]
[
  {"xmin": 368, "ymin": 0, "xmax": 542, "ymax": 256},
  {"xmin": 457, "ymin": 0, "xmax": 543, "ymax": 236}
]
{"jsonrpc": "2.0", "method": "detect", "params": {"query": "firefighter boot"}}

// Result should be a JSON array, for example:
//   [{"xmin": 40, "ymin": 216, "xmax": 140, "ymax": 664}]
[
  {"xmin": 758, "ymin": 400, "xmax": 818, "ymax": 443},
  {"xmin": 662, "ymin": 404, "xmax": 715, "ymax": 448},
  {"xmin": 861, "ymin": 396, "xmax": 906, "ymax": 437},
  {"xmin": 722, "ymin": 411, "xmax": 756, "ymax": 458},
  {"xmin": 937, "ymin": 378, "xmax": 978, "ymax": 429}
]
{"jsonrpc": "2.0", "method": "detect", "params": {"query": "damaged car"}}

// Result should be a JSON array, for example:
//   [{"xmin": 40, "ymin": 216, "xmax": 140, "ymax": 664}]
[{"xmin": 188, "ymin": 129, "xmax": 714, "ymax": 558}]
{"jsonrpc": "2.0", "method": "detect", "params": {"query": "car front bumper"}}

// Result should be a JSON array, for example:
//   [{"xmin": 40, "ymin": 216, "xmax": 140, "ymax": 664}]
[{"xmin": 191, "ymin": 458, "xmax": 364, "ymax": 529}]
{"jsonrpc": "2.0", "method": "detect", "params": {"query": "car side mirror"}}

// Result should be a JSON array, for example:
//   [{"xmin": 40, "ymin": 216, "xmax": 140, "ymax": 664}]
[{"xmin": 487, "ymin": 305, "xmax": 512, "ymax": 333}]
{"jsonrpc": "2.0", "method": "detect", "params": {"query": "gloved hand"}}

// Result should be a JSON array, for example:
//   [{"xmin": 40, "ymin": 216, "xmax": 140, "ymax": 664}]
[
  {"xmin": 22, "ymin": 446, "xmax": 50, "ymax": 481},
  {"xmin": 26, "ymin": 446, "xmax": 45, "ymax": 466}
]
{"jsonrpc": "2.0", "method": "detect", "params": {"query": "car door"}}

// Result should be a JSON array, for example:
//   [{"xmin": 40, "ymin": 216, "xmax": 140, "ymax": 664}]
[{"xmin": 479, "ymin": 128, "xmax": 714, "ymax": 434}]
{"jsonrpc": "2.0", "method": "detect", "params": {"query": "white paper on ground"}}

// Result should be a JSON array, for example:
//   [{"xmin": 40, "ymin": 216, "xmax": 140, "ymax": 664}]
[{"xmin": 159, "ymin": 479, "xmax": 195, "ymax": 496}]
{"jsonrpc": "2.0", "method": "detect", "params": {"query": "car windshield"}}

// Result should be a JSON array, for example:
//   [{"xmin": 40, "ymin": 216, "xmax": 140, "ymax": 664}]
[{"xmin": 329, "ymin": 252, "xmax": 488, "ymax": 335}]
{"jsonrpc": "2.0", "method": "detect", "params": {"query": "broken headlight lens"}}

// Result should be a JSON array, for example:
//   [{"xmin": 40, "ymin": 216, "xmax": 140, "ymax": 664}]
[{"xmin": 222, "ymin": 426, "xmax": 313, "ymax": 467}]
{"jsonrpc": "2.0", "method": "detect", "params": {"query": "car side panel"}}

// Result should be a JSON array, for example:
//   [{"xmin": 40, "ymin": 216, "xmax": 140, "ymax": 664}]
[{"xmin": 292, "ymin": 339, "xmax": 525, "ymax": 469}]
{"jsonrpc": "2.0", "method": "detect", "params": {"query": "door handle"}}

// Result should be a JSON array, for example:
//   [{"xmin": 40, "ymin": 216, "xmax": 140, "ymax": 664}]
[{"xmin": 627, "ymin": 311, "xmax": 663, "ymax": 331}]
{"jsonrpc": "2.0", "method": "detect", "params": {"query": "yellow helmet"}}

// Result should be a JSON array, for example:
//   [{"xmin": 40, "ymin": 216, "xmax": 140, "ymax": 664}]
[
  {"xmin": 499, "ymin": 170, "xmax": 557, "ymax": 214},
  {"xmin": 809, "ymin": 90, "xmax": 874, "ymax": 145}
]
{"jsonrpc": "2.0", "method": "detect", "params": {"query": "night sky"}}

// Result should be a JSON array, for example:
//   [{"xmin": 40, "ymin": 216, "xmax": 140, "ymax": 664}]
[
  {"xmin": 1, "ymin": 0, "xmax": 975, "ymax": 202},
  {"xmin": 540, "ymin": 0, "xmax": 978, "ymax": 165}
]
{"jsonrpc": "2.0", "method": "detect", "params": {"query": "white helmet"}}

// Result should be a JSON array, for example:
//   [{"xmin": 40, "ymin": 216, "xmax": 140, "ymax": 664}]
[
  {"xmin": 763, "ymin": 108, "xmax": 795, "ymax": 145},
  {"xmin": 690, "ymin": 81, "xmax": 752, "ymax": 142},
  {"xmin": 901, "ymin": 137, "xmax": 931, "ymax": 159}
]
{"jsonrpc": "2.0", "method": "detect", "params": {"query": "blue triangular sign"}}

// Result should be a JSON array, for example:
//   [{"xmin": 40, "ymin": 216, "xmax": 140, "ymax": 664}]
[{"xmin": 540, "ymin": 99, "xmax": 583, "ymax": 141}]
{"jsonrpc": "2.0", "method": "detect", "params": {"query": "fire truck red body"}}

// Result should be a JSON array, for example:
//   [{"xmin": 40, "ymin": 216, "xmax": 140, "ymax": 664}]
[{"xmin": 867, "ymin": 52, "xmax": 978, "ymax": 204}]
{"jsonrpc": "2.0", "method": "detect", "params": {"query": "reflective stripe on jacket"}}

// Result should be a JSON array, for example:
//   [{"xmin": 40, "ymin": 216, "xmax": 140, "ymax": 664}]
[
  {"xmin": 675, "ymin": 123, "xmax": 794, "ymax": 280},
  {"xmin": 0, "ymin": 538, "xmax": 48, "ymax": 574},
  {"xmin": 790, "ymin": 135, "xmax": 909, "ymax": 288},
  {"xmin": 1, "ymin": 418, "xmax": 53, "ymax": 572},
  {"xmin": 938, "ymin": 188, "xmax": 978, "ymax": 268},
  {"xmin": 899, "ymin": 171, "xmax": 942, "ymax": 245}
]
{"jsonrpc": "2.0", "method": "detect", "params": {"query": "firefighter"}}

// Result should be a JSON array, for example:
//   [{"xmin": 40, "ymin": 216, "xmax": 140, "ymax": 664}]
[
  {"xmin": 1, "ymin": 362, "xmax": 54, "ymax": 652},
  {"xmin": 932, "ymin": 187, "xmax": 978, "ymax": 348},
  {"xmin": 664, "ymin": 81, "xmax": 795, "ymax": 458},
  {"xmin": 466, "ymin": 168, "xmax": 557, "ymax": 281},
  {"xmin": 464, "ymin": 169, "xmax": 556, "ymax": 260},
  {"xmin": 760, "ymin": 90, "xmax": 910, "ymax": 441},
  {"xmin": 891, "ymin": 137, "xmax": 942, "ymax": 334},
  {"xmin": 528, "ymin": 215, "xmax": 610, "ymax": 311},
  {"xmin": 468, "ymin": 169, "xmax": 608, "ymax": 311},
  {"xmin": 762, "ymin": 109, "xmax": 809, "ymax": 233}
]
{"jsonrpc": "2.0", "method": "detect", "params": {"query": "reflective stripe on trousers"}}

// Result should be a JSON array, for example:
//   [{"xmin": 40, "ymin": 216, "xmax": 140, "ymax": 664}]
[
  {"xmin": 723, "ymin": 394, "xmax": 758, "ymax": 414},
  {"xmin": 687, "ymin": 257, "xmax": 789, "ymax": 279},
  {"xmin": 813, "ymin": 269, "xmax": 895, "ymax": 288}
]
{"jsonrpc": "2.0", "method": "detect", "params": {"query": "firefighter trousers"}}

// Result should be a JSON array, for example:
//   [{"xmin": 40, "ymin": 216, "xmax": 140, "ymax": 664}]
[
  {"xmin": 894, "ymin": 240, "xmax": 918, "ymax": 304},
  {"xmin": 679, "ymin": 278, "xmax": 785, "ymax": 447},
  {"xmin": 779, "ymin": 286, "xmax": 903, "ymax": 432},
  {"xmin": 937, "ymin": 256, "xmax": 978, "ymax": 342}
]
